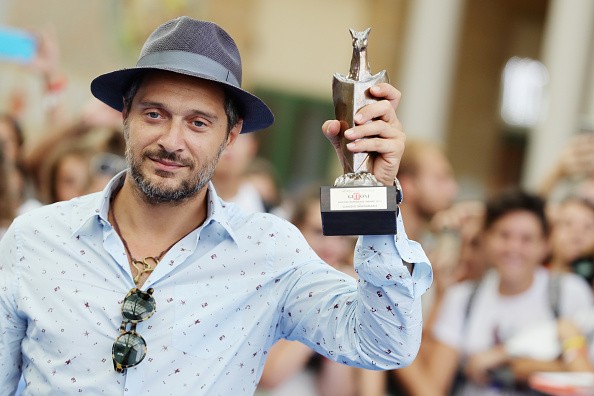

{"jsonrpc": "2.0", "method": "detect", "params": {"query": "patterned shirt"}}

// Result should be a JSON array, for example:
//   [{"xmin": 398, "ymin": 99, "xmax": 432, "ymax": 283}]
[{"xmin": 0, "ymin": 173, "xmax": 432, "ymax": 395}]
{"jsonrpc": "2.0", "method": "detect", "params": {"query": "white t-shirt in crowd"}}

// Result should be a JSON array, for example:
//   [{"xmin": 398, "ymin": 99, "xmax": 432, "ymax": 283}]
[{"xmin": 432, "ymin": 267, "xmax": 594, "ymax": 395}]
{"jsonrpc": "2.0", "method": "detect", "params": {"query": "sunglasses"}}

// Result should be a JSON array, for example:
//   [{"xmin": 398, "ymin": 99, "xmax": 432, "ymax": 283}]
[{"xmin": 112, "ymin": 287, "xmax": 156, "ymax": 373}]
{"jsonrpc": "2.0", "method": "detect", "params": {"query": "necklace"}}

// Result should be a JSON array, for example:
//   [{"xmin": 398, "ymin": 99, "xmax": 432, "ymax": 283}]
[{"xmin": 110, "ymin": 202, "xmax": 182, "ymax": 284}]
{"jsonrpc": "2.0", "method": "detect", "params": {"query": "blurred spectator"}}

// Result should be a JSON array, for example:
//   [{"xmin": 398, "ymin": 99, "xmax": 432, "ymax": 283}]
[
  {"xmin": 86, "ymin": 151, "xmax": 127, "ymax": 194},
  {"xmin": 556, "ymin": 310, "xmax": 594, "ymax": 372},
  {"xmin": 3, "ymin": 25, "xmax": 71, "ymax": 151},
  {"xmin": 397, "ymin": 138, "xmax": 458, "ymax": 242},
  {"xmin": 390, "ymin": 138, "xmax": 460, "ymax": 394},
  {"xmin": 395, "ymin": 138, "xmax": 459, "ymax": 322},
  {"xmin": 0, "ymin": 142, "xmax": 18, "ymax": 238},
  {"xmin": 538, "ymin": 132, "xmax": 594, "ymax": 202},
  {"xmin": 428, "ymin": 200, "xmax": 488, "ymax": 290},
  {"xmin": 547, "ymin": 196, "xmax": 594, "ymax": 286},
  {"xmin": 40, "ymin": 142, "xmax": 96, "ymax": 203},
  {"xmin": 6, "ymin": 25, "xmax": 124, "ymax": 193},
  {"xmin": 13, "ymin": 160, "xmax": 42, "ymax": 215},
  {"xmin": 245, "ymin": 157, "xmax": 288, "ymax": 217},
  {"xmin": 0, "ymin": 113, "xmax": 42, "ymax": 215},
  {"xmin": 420, "ymin": 200, "xmax": 489, "ymax": 340},
  {"xmin": 0, "ymin": 113, "xmax": 25, "ymax": 164},
  {"xmin": 258, "ymin": 185, "xmax": 385, "ymax": 396},
  {"xmin": 392, "ymin": 200, "xmax": 487, "ymax": 396},
  {"xmin": 21, "ymin": 25, "xmax": 70, "ymax": 127},
  {"xmin": 25, "ymin": 120, "xmax": 124, "ymax": 194},
  {"xmin": 395, "ymin": 139, "xmax": 460, "ymax": 324},
  {"xmin": 537, "ymin": 131, "xmax": 594, "ymax": 289},
  {"xmin": 77, "ymin": 97, "xmax": 124, "ymax": 132},
  {"xmin": 213, "ymin": 132, "xmax": 266, "ymax": 213},
  {"xmin": 413, "ymin": 190, "xmax": 593, "ymax": 395},
  {"xmin": 1, "ymin": 24, "xmax": 125, "ymax": 210},
  {"xmin": 39, "ymin": 140, "xmax": 126, "ymax": 205}
]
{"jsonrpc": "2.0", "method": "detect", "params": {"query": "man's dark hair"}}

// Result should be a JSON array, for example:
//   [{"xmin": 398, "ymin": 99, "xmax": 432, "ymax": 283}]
[
  {"xmin": 484, "ymin": 189, "xmax": 549, "ymax": 235},
  {"xmin": 122, "ymin": 73, "xmax": 242, "ymax": 134}
]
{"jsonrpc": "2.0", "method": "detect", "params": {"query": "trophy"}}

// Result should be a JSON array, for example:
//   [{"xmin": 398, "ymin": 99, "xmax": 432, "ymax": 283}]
[{"xmin": 321, "ymin": 28, "xmax": 400, "ymax": 236}]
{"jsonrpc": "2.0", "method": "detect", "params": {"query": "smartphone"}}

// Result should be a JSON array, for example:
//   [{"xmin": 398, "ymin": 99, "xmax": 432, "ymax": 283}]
[{"xmin": 0, "ymin": 26, "xmax": 36, "ymax": 63}]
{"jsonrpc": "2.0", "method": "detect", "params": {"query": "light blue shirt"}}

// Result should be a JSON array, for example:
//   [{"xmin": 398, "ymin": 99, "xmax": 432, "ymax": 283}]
[{"xmin": 0, "ymin": 173, "xmax": 432, "ymax": 395}]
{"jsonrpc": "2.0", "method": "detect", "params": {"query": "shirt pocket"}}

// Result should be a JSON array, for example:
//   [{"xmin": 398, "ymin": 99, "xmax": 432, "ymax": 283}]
[{"xmin": 171, "ymin": 284, "xmax": 250, "ymax": 358}]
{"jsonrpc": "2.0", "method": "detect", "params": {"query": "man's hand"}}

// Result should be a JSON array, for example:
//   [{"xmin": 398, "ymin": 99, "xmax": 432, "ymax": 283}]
[{"xmin": 322, "ymin": 83, "xmax": 404, "ymax": 187}]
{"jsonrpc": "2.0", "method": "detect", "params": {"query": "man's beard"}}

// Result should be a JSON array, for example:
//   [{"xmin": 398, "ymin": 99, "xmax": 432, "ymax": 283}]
[{"xmin": 126, "ymin": 139, "xmax": 227, "ymax": 205}]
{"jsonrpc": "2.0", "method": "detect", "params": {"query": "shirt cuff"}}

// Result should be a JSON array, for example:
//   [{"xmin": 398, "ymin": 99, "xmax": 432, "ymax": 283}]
[{"xmin": 355, "ymin": 212, "xmax": 433, "ymax": 298}]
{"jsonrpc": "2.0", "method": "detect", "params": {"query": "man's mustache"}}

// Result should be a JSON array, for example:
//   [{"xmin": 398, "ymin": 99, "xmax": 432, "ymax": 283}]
[{"xmin": 144, "ymin": 148, "xmax": 194, "ymax": 168}]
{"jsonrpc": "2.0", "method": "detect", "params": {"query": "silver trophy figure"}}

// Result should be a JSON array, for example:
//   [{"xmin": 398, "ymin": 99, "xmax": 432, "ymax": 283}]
[
  {"xmin": 320, "ymin": 27, "xmax": 398, "ymax": 236},
  {"xmin": 332, "ymin": 27, "xmax": 389, "ymax": 187}
]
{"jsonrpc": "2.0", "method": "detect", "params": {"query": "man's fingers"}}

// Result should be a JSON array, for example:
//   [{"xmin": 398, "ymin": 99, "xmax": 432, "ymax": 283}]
[
  {"xmin": 370, "ymin": 83, "xmax": 401, "ymax": 109},
  {"xmin": 322, "ymin": 119, "xmax": 341, "ymax": 139},
  {"xmin": 322, "ymin": 119, "xmax": 344, "ymax": 150},
  {"xmin": 354, "ymin": 99, "xmax": 396, "ymax": 125},
  {"xmin": 346, "ymin": 117, "xmax": 402, "ymax": 141},
  {"xmin": 354, "ymin": 83, "xmax": 401, "ymax": 125},
  {"xmin": 346, "ymin": 136, "xmax": 400, "ymax": 155}
]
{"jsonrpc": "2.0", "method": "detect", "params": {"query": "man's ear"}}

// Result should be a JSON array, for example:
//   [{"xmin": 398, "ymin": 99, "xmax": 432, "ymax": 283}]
[{"xmin": 226, "ymin": 119, "xmax": 244, "ymax": 147}]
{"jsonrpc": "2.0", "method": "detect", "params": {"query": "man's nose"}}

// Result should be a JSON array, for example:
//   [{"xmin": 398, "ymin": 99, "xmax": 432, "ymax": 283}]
[{"xmin": 157, "ymin": 120, "xmax": 185, "ymax": 151}]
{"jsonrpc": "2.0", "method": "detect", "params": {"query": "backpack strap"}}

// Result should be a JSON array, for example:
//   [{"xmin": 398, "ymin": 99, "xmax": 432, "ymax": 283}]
[
  {"xmin": 449, "ymin": 279, "xmax": 482, "ymax": 395},
  {"xmin": 548, "ymin": 271, "xmax": 562, "ymax": 318},
  {"xmin": 463, "ymin": 279, "xmax": 481, "ymax": 326}
]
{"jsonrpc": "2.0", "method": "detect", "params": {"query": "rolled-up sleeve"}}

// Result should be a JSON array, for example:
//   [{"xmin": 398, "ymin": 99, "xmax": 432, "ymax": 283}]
[
  {"xmin": 278, "ymin": 212, "xmax": 432, "ymax": 370},
  {"xmin": 352, "ymin": 212, "xmax": 432, "ymax": 368}
]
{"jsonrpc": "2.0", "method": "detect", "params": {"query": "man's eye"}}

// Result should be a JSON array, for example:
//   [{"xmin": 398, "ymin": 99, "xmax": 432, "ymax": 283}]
[
  {"xmin": 193, "ymin": 120, "xmax": 206, "ymax": 128},
  {"xmin": 147, "ymin": 112, "xmax": 160, "ymax": 119}
]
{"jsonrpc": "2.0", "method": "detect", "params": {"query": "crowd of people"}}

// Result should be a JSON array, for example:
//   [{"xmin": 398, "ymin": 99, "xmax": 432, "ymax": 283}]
[
  {"xmin": 2, "ymin": 20, "xmax": 594, "ymax": 396},
  {"xmin": 385, "ymin": 135, "xmax": 594, "ymax": 396},
  {"xmin": 0, "ymin": 28, "xmax": 127, "ymax": 239}
]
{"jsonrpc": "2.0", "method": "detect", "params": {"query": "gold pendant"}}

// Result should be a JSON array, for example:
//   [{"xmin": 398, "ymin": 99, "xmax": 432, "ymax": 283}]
[{"xmin": 132, "ymin": 257, "xmax": 159, "ymax": 283}]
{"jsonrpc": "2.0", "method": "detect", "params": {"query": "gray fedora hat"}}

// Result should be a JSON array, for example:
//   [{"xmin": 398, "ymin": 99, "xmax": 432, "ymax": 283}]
[{"xmin": 91, "ymin": 16, "xmax": 274, "ymax": 133}]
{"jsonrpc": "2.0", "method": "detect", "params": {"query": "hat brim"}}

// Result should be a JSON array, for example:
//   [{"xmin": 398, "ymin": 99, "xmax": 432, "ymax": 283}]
[{"xmin": 90, "ymin": 67, "xmax": 274, "ymax": 133}]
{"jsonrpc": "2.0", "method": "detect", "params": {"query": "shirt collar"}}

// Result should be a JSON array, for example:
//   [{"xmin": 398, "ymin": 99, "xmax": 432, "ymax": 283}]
[{"xmin": 70, "ymin": 171, "xmax": 239, "ymax": 244}]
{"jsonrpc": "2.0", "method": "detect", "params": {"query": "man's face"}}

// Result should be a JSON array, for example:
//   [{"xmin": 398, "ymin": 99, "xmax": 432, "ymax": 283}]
[
  {"xmin": 484, "ymin": 211, "xmax": 548, "ymax": 287},
  {"xmin": 124, "ymin": 71, "xmax": 241, "ymax": 204}
]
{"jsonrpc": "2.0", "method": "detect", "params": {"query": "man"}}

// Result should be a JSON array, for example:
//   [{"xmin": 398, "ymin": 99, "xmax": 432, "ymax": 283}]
[
  {"xmin": 397, "ymin": 138, "xmax": 458, "ymax": 243},
  {"xmin": 395, "ymin": 139, "xmax": 460, "ymax": 321},
  {"xmin": 390, "ymin": 138, "xmax": 462, "ymax": 394},
  {"xmin": 0, "ymin": 17, "xmax": 431, "ymax": 395}
]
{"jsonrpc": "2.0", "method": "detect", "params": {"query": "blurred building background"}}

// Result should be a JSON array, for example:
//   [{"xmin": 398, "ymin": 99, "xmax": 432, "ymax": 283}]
[{"xmin": 1, "ymin": 0, "xmax": 593, "ymax": 199}]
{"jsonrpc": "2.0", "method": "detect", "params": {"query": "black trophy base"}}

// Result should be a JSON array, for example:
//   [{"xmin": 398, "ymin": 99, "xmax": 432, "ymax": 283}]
[{"xmin": 320, "ymin": 185, "xmax": 398, "ymax": 236}]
